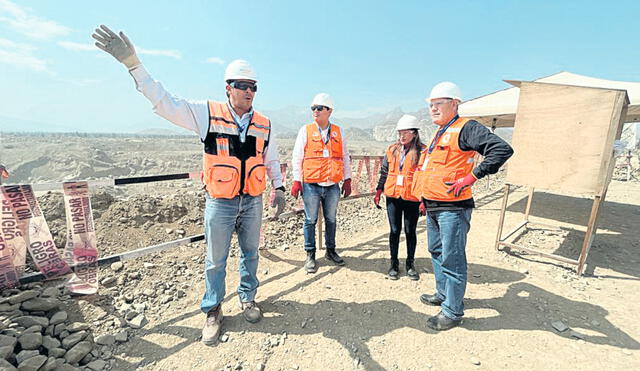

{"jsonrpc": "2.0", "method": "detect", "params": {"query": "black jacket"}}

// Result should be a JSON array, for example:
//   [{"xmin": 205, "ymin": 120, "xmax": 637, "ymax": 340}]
[{"xmin": 424, "ymin": 118, "xmax": 514, "ymax": 210}]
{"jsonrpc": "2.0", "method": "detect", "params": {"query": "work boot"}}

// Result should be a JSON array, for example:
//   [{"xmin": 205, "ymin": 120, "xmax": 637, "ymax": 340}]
[
  {"xmin": 304, "ymin": 251, "xmax": 317, "ymax": 273},
  {"xmin": 388, "ymin": 259, "xmax": 399, "ymax": 280},
  {"xmin": 201, "ymin": 305, "xmax": 223, "ymax": 346},
  {"xmin": 426, "ymin": 311, "xmax": 462, "ymax": 331},
  {"xmin": 240, "ymin": 301, "xmax": 262, "ymax": 323},
  {"xmin": 406, "ymin": 260, "xmax": 419, "ymax": 281},
  {"xmin": 419, "ymin": 293, "xmax": 444, "ymax": 306},
  {"xmin": 325, "ymin": 248, "xmax": 345, "ymax": 266}
]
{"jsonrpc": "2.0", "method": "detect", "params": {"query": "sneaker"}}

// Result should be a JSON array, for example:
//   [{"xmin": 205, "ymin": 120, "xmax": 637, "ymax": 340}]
[
  {"xmin": 201, "ymin": 305, "xmax": 223, "ymax": 345},
  {"xmin": 304, "ymin": 251, "xmax": 317, "ymax": 273},
  {"xmin": 241, "ymin": 301, "xmax": 262, "ymax": 323},
  {"xmin": 406, "ymin": 261, "xmax": 419, "ymax": 281},
  {"xmin": 388, "ymin": 259, "xmax": 399, "ymax": 280},
  {"xmin": 426, "ymin": 311, "xmax": 462, "ymax": 331},
  {"xmin": 325, "ymin": 249, "xmax": 345, "ymax": 266}
]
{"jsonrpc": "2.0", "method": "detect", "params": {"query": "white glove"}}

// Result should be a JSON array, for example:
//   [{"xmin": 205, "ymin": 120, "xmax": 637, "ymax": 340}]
[
  {"xmin": 270, "ymin": 189, "xmax": 286, "ymax": 218},
  {"xmin": 613, "ymin": 140, "xmax": 627, "ymax": 156},
  {"xmin": 92, "ymin": 25, "xmax": 141, "ymax": 69}
]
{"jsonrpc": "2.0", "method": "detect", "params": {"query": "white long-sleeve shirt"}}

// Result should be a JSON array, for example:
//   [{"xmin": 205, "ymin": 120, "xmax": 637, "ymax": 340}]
[
  {"xmin": 291, "ymin": 123, "xmax": 351, "ymax": 186},
  {"xmin": 129, "ymin": 65, "xmax": 283, "ymax": 189}
]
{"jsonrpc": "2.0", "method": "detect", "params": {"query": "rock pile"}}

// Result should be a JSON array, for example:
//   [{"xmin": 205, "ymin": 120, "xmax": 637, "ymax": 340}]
[{"xmin": 0, "ymin": 284, "xmax": 128, "ymax": 371}]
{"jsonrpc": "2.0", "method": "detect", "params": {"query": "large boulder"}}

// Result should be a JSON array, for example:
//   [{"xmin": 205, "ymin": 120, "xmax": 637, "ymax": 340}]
[
  {"xmin": 17, "ymin": 354, "xmax": 47, "ymax": 371},
  {"xmin": 64, "ymin": 341, "xmax": 93, "ymax": 365},
  {"xmin": 12, "ymin": 316, "xmax": 49, "ymax": 328},
  {"xmin": 18, "ymin": 333, "xmax": 42, "ymax": 350}
]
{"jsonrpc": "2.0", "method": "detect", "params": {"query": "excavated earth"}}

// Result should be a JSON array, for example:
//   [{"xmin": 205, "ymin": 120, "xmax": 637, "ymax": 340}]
[{"xmin": 0, "ymin": 134, "xmax": 639, "ymax": 371}]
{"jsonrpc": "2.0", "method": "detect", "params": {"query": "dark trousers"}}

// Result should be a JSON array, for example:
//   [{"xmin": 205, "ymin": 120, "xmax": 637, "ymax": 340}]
[{"xmin": 386, "ymin": 197, "xmax": 420, "ymax": 263}]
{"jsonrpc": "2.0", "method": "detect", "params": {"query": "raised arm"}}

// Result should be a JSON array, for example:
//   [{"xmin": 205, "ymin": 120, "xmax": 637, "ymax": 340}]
[{"xmin": 92, "ymin": 25, "xmax": 209, "ymax": 139}]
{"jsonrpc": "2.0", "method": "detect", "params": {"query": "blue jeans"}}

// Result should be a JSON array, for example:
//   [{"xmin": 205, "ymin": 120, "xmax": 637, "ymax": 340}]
[
  {"xmin": 302, "ymin": 183, "xmax": 340, "ymax": 251},
  {"xmin": 426, "ymin": 209, "xmax": 472, "ymax": 321},
  {"xmin": 201, "ymin": 193, "xmax": 262, "ymax": 313}
]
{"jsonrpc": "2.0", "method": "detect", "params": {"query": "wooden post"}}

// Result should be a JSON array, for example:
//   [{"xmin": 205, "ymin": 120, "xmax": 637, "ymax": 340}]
[
  {"xmin": 576, "ymin": 195, "xmax": 603, "ymax": 275},
  {"xmin": 524, "ymin": 187, "xmax": 535, "ymax": 221},
  {"xmin": 494, "ymin": 183, "xmax": 511, "ymax": 250},
  {"xmin": 317, "ymin": 204, "xmax": 323, "ymax": 250}
]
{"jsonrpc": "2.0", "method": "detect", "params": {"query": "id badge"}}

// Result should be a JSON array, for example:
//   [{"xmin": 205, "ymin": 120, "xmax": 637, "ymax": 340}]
[
  {"xmin": 396, "ymin": 175, "xmax": 404, "ymax": 186},
  {"xmin": 323, "ymin": 149, "xmax": 329, "ymax": 158}
]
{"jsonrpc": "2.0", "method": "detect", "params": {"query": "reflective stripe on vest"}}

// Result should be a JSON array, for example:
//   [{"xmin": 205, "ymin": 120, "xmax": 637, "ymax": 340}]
[
  {"xmin": 383, "ymin": 144, "xmax": 425, "ymax": 202},
  {"xmin": 202, "ymin": 101, "xmax": 270, "ymax": 199},
  {"xmin": 302, "ymin": 123, "xmax": 344, "ymax": 183},
  {"xmin": 411, "ymin": 118, "xmax": 476, "ymax": 202},
  {"xmin": 208, "ymin": 101, "xmax": 240, "ymax": 136},
  {"xmin": 216, "ymin": 137, "xmax": 230, "ymax": 157}
]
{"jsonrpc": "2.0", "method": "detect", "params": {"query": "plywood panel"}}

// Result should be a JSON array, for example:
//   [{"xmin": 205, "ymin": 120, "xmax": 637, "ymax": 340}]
[
  {"xmin": 599, "ymin": 99, "xmax": 628, "ymax": 194},
  {"xmin": 506, "ymin": 82, "xmax": 628, "ymax": 195}
]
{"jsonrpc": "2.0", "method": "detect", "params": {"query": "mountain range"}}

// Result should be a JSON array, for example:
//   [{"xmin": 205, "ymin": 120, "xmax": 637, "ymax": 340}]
[{"xmin": 264, "ymin": 105, "xmax": 437, "ymax": 141}]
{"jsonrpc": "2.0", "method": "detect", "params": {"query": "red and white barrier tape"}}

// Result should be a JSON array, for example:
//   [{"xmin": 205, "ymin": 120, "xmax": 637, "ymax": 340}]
[{"xmin": 62, "ymin": 182, "xmax": 98, "ymax": 294}]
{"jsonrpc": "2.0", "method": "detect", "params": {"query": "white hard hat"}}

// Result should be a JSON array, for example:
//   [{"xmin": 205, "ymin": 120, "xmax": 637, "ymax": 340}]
[
  {"xmin": 224, "ymin": 59, "xmax": 257, "ymax": 82},
  {"xmin": 396, "ymin": 114, "xmax": 420, "ymax": 131},
  {"xmin": 311, "ymin": 93, "xmax": 334, "ymax": 109},
  {"xmin": 426, "ymin": 81, "xmax": 462, "ymax": 102}
]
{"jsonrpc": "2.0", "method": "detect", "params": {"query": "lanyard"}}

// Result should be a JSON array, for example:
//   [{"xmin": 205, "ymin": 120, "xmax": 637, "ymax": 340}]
[
  {"xmin": 227, "ymin": 101, "xmax": 253, "ymax": 133},
  {"xmin": 428, "ymin": 115, "xmax": 459, "ymax": 154},
  {"xmin": 399, "ymin": 146, "xmax": 409, "ymax": 170},
  {"xmin": 317, "ymin": 123, "xmax": 331, "ymax": 145}
]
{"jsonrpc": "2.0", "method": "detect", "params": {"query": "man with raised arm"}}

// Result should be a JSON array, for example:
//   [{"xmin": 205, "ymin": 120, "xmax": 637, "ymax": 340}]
[{"xmin": 92, "ymin": 25, "xmax": 286, "ymax": 345}]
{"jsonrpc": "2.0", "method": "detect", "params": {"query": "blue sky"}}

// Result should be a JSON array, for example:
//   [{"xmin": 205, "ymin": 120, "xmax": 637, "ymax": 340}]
[{"xmin": 0, "ymin": 0, "xmax": 638, "ymax": 132}]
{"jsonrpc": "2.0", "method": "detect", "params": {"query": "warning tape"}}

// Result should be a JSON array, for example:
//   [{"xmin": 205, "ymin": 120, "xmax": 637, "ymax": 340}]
[
  {"xmin": 0, "ymin": 186, "xmax": 26, "ymax": 288},
  {"xmin": 62, "ymin": 182, "xmax": 98, "ymax": 294},
  {"xmin": 17, "ymin": 193, "xmax": 375, "ymax": 285},
  {"xmin": 5, "ymin": 157, "xmax": 384, "ymax": 286},
  {"xmin": 17, "ymin": 172, "xmax": 202, "ymax": 193},
  {"xmin": 0, "ymin": 185, "xmax": 71, "ymax": 288}
]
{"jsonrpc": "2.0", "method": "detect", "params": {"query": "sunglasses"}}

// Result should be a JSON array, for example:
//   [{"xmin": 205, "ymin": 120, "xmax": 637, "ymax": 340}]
[
  {"xmin": 229, "ymin": 81, "xmax": 258, "ymax": 92},
  {"xmin": 311, "ymin": 105, "xmax": 329, "ymax": 112}
]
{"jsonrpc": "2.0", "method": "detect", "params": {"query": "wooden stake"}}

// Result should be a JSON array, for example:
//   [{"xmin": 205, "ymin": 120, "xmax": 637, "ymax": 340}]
[
  {"xmin": 524, "ymin": 187, "xmax": 535, "ymax": 221},
  {"xmin": 494, "ymin": 184, "xmax": 511, "ymax": 250},
  {"xmin": 500, "ymin": 242, "xmax": 579, "ymax": 265},
  {"xmin": 576, "ymin": 195, "xmax": 603, "ymax": 275}
]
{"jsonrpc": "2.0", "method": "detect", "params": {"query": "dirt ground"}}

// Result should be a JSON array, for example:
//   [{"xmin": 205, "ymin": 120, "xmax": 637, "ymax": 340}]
[
  {"xmin": 1, "ymin": 134, "xmax": 639, "ymax": 370},
  {"xmin": 95, "ymin": 179, "xmax": 636, "ymax": 371}
]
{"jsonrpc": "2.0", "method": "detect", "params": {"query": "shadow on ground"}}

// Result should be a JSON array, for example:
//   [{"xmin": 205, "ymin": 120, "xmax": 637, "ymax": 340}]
[
  {"xmin": 464, "ymin": 281, "xmax": 640, "ymax": 349},
  {"xmin": 505, "ymin": 191, "xmax": 640, "ymax": 279},
  {"xmin": 105, "ymin": 226, "xmax": 640, "ymax": 369}
]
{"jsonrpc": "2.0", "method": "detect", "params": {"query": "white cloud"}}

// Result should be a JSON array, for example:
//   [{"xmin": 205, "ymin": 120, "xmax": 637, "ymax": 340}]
[
  {"xmin": 0, "ymin": 37, "xmax": 48, "ymax": 72},
  {"xmin": 0, "ymin": 37, "xmax": 32, "ymax": 51},
  {"xmin": 137, "ymin": 47, "xmax": 182, "ymax": 59},
  {"xmin": 206, "ymin": 56, "xmax": 224, "ymax": 65},
  {"xmin": 58, "ymin": 40, "xmax": 182, "ymax": 60},
  {"xmin": 0, "ymin": 0, "xmax": 71, "ymax": 40},
  {"xmin": 57, "ymin": 41, "xmax": 96, "ymax": 52}
]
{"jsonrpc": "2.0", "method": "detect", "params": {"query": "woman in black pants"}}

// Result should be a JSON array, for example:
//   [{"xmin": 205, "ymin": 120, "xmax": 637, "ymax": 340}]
[{"xmin": 374, "ymin": 115, "xmax": 426, "ymax": 280}]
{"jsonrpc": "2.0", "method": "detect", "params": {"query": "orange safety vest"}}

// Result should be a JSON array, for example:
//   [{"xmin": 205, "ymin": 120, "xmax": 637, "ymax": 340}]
[
  {"xmin": 412, "ymin": 117, "xmax": 476, "ymax": 201},
  {"xmin": 302, "ymin": 123, "xmax": 344, "ymax": 183},
  {"xmin": 202, "ymin": 101, "xmax": 271, "ymax": 199},
  {"xmin": 383, "ymin": 144, "xmax": 426, "ymax": 202}
]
